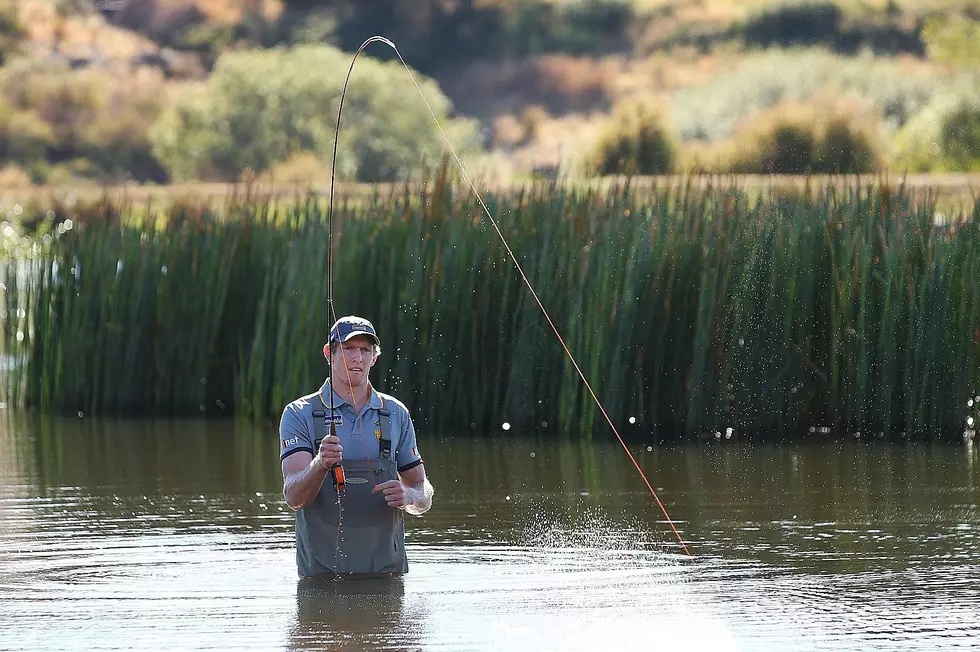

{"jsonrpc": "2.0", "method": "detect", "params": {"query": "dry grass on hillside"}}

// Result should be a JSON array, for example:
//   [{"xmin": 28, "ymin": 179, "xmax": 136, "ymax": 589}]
[
  {"xmin": 162, "ymin": 0, "xmax": 282, "ymax": 24},
  {"xmin": 17, "ymin": 0, "xmax": 282, "ymax": 60},
  {"xmin": 19, "ymin": 0, "xmax": 158, "ymax": 59}
]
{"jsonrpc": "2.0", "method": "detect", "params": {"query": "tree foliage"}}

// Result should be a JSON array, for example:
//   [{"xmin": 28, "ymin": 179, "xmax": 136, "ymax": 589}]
[
  {"xmin": 922, "ymin": 15, "xmax": 980, "ymax": 68},
  {"xmin": 893, "ymin": 95, "xmax": 980, "ymax": 172},
  {"xmin": 149, "ymin": 45, "xmax": 481, "ymax": 182},
  {"xmin": 278, "ymin": 0, "xmax": 632, "ymax": 74},
  {"xmin": 0, "ymin": 0, "xmax": 24, "ymax": 66}
]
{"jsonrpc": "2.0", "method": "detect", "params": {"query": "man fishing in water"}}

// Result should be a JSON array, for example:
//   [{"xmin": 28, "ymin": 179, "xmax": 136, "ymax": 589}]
[{"xmin": 279, "ymin": 316, "xmax": 434, "ymax": 577}]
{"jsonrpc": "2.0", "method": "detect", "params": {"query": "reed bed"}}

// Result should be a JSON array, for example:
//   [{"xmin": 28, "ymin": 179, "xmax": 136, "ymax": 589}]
[{"xmin": 2, "ymin": 170, "xmax": 979, "ymax": 441}]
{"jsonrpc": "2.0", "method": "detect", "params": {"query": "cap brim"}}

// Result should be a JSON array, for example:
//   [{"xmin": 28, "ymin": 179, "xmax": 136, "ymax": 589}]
[{"xmin": 337, "ymin": 330, "xmax": 380, "ymax": 345}]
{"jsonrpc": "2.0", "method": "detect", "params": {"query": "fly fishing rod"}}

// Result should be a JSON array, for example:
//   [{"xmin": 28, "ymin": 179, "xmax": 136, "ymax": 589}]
[{"xmin": 326, "ymin": 36, "xmax": 692, "ymax": 557}]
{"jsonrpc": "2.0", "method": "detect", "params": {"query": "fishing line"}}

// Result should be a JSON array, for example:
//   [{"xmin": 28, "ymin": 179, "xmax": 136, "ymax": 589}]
[{"xmin": 326, "ymin": 36, "xmax": 692, "ymax": 558}]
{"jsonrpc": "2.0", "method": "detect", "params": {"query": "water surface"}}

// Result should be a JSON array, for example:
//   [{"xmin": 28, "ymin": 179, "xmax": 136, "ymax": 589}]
[{"xmin": 1, "ymin": 414, "xmax": 977, "ymax": 650}]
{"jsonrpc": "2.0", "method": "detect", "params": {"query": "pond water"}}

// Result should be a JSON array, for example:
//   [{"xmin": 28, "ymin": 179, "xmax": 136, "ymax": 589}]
[{"xmin": 0, "ymin": 413, "xmax": 978, "ymax": 651}]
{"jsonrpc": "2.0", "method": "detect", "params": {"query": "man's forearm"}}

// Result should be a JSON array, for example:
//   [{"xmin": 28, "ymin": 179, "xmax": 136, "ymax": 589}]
[
  {"xmin": 403, "ymin": 478, "xmax": 434, "ymax": 516},
  {"xmin": 283, "ymin": 457, "xmax": 330, "ymax": 510}
]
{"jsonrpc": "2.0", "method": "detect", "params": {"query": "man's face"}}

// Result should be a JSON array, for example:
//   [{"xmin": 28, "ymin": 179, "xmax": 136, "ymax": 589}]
[{"xmin": 330, "ymin": 335, "xmax": 377, "ymax": 388}]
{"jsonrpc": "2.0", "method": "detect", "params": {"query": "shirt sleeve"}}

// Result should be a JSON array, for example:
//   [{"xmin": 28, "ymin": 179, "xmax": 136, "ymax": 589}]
[
  {"xmin": 280, "ymin": 404, "xmax": 314, "ymax": 461},
  {"xmin": 396, "ymin": 411, "xmax": 423, "ymax": 473}
]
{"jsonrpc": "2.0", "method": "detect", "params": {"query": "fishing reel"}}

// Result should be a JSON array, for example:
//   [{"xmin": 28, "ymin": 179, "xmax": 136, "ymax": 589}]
[{"xmin": 331, "ymin": 463, "xmax": 346, "ymax": 491}]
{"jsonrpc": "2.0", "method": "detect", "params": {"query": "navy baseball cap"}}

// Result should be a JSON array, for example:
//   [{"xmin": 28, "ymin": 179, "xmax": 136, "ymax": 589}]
[{"xmin": 329, "ymin": 316, "xmax": 380, "ymax": 346}]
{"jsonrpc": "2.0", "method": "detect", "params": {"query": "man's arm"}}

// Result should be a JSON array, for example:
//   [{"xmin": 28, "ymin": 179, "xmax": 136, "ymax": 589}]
[
  {"xmin": 282, "ymin": 453, "xmax": 328, "ymax": 510},
  {"xmin": 401, "ymin": 464, "xmax": 434, "ymax": 516},
  {"xmin": 282, "ymin": 435, "xmax": 343, "ymax": 510},
  {"xmin": 373, "ymin": 463, "xmax": 434, "ymax": 516}
]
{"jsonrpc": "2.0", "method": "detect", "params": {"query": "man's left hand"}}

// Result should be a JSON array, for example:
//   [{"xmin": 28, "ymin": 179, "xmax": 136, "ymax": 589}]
[{"xmin": 373, "ymin": 479, "xmax": 410, "ymax": 509}]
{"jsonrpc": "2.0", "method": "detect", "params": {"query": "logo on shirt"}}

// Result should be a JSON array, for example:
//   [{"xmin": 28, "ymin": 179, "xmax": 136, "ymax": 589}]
[
  {"xmin": 325, "ymin": 414, "xmax": 343, "ymax": 426},
  {"xmin": 282, "ymin": 436, "xmax": 300, "ymax": 449}
]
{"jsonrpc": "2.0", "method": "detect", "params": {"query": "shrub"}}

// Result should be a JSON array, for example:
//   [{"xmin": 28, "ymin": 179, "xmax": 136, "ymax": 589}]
[
  {"xmin": 922, "ymin": 15, "xmax": 980, "ymax": 68},
  {"xmin": 0, "ymin": 0, "xmax": 24, "ymax": 65},
  {"xmin": 586, "ymin": 99, "xmax": 677, "ymax": 176},
  {"xmin": 115, "ymin": 0, "xmax": 207, "ymax": 45},
  {"xmin": 892, "ymin": 95, "xmax": 980, "ymax": 172},
  {"xmin": 940, "ymin": 101, "xmax": 980, "ymax": 171},
  {"xmin": 733, "ymin": 120, "xmax": 816, "ymax": 174},
  {"xmin": 736, "ymin": 1, "xmax": 922, "ymax": 56},
  {"xmin": 0, "ymin": 62, "xmax": 169, "ymax": 183},
  {"xmin": 728, "ymin": 103, "xmax": 880, "ymax": 174},
  {"xmin": 669, "ymin": 49, "xmax": 963, "ymax": 142},
  {"xmin": 817, "ymin": 115, "xmax": 880, "ymax": 173},
  {"xmin": 45, "ymin": 159, "xmax": 101, "ymax": 187},
  {"xmin": 0, "ymin": 107, "xmax": 56, "ymax": 162},
  {"xmin": 149, "ymin": 44, "xmax": 482, "ymax": 183},
  {"xmin": 740, "ymin": 1, "xmax": 843, "ymax": 49}
]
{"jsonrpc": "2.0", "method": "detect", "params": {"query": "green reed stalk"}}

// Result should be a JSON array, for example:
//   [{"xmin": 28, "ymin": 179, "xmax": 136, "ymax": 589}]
[{"xmin": 6, "ymin": 170, "xmax": 980, "ymax": 441}]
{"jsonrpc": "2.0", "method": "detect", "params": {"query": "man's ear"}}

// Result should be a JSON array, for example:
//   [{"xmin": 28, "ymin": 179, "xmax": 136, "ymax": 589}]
[{"xmin": 323, "ymin": 344, "xmax": 330, "ymax": 359}]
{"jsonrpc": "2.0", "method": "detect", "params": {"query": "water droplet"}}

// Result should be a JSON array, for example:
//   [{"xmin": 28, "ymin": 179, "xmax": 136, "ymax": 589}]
[
  {"xmin": 968, "ymin": 417, "xmax": 975, "ymax": 428},
  {"xmin": 646, "ymin": 446, "xmax": 653, "ymax": 452},
  {"xmin": 502, "ymin": 422, "xmax": 511, "ymax": 431},
  {"xmin": 530, "ymin": 452, "xmax": 536, "ymax": 458},
  {"xmin": 969, "ymin": 399, "xmax": 975, "ymax": 408},
  {"xmin": 628, "ymin": 416, "xmax": 636, "ymax": 424},
  {"xmin": 505, "ymin": 495, "xmax": 511, "ymax": 501},
  {"xmin": 76, "ymin": 411, "xmax": 83, "ymax": 418}
]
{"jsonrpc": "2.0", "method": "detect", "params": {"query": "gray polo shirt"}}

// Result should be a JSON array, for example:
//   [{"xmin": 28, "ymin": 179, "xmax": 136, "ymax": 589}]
[
  {"xmin": 279, "ymin": 379, "xmax": 423, "ymax": 576},
  {"xmin": 280, "ymin": 380, "xmax": 422, "ymax": 471}
]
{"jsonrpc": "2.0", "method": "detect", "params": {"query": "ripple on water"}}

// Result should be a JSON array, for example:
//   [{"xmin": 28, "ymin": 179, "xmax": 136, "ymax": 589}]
[{"xmin": 2, "ymin": 474, "xmax": 979, "ymax": 651}]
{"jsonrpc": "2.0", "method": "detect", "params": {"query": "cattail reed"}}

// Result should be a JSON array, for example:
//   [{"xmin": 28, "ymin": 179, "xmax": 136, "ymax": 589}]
[{"xmin": 1, "ymin": 169, "xmax": 978, "ymax": 441}]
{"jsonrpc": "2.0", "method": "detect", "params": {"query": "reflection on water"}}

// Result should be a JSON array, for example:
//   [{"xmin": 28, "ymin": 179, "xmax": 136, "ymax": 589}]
[
  {"xmin": 291, "ymin": 576, "xmax": 412, "ymax": 651},
  {"xmin": 0, "ymin": 412, "xmax": 978, "ymax": 651}
]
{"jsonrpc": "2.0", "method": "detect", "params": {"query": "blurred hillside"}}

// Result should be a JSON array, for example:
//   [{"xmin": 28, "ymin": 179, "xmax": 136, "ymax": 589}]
[{"xmin": 1, "ymin": 0, "xmax": 979, "ymax": 186}]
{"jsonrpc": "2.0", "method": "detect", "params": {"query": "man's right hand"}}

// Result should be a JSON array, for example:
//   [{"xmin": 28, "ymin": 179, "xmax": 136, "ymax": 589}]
[{"xmin": 315, "ymin": 434, "xmax": 343, "ymax": 470}]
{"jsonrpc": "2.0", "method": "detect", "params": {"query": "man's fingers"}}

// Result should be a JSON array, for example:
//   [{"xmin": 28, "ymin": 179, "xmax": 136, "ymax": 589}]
[{"xmin": 372, "ymin": 480, "xmax": 398, "ymax": 493}]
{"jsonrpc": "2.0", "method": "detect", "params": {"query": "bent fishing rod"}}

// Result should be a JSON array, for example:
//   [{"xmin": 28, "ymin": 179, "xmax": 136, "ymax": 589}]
[{"xmin": 325, "ymin": 36, "xmax": 692, "ymax": 557}]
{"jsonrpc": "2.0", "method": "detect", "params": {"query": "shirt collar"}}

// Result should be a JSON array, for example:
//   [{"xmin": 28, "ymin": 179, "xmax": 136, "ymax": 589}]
[{"xmin": 319, "ymin": 379, "xmax": 382, "ymax": 410}]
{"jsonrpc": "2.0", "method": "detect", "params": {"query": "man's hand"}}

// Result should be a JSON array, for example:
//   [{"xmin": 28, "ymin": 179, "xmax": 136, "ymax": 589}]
[
  {"xmin": 372, "ymin": 479, "xmax": 409, "ymax": 508},
  {"xmin": 315, "ymin": 434, "xmax": 343, "ymax": 470}
]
